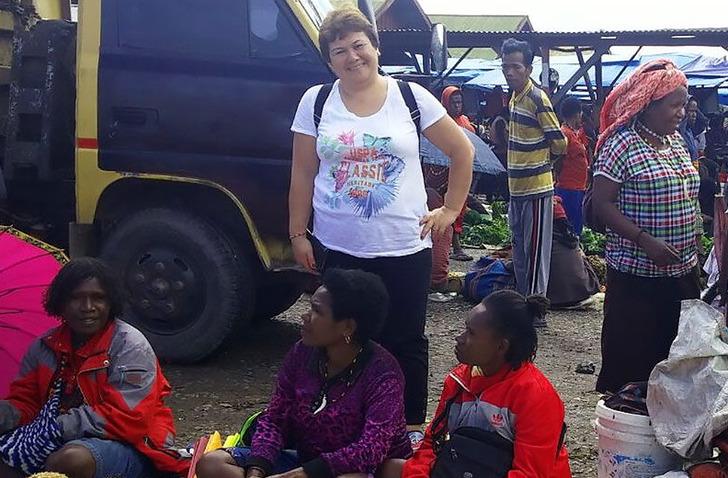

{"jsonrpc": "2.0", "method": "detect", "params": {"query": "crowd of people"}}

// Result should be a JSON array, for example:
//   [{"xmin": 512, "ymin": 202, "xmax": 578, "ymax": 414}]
[{"xmin": 2, "ymin": 4, "xmax": 728, "ymax": 478}]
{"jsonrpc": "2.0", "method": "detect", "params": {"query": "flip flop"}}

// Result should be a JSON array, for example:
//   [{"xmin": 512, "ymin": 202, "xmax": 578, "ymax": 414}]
[{"xmin": 450, "ymin": 251, "xmax": 473, "ymax": 261}]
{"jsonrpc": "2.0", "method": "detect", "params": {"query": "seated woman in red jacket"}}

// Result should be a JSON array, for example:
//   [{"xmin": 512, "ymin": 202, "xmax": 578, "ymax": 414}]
[
  {"xmin": 401, "ymin": 290, "xmax": 572, "ymax": 478},
  {"xmin": 0, "ymin": 258, "xmax": 188, "ymax": 478}
]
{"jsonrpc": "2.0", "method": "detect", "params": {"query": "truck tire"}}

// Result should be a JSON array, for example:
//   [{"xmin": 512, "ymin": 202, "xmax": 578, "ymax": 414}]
[
  {"xmin": 253, "ymin": 281, "xmax": 303, "ymax": 321},
  {"xmin": 100, "ymin": 208, "xmax": 252, "ymax": 362}
]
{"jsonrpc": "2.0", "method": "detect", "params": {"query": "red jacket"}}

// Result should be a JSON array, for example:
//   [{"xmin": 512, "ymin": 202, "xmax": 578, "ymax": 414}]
[
  {"xmin": 556, "ymin": 125, "xmax": 590, "ymax": 191},
  {"xmin": 0, "ymin": 319, "xmax": 189, "ymax": 474},
  {"xmin": 402, "ymin": 363, "xmax": 571, "ymax": 478}
]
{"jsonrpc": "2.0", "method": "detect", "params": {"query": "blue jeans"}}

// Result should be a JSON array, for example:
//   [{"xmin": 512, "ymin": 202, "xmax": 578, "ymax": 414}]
[
  {"xmin": 66, "ymin": 438, "xmax": 155, "ymax": 478},
  {"xmin": 228, "ymin": 447, "xmax": 299, "ymax": 474},
  {"xmin": 555, "ymin": 187, "xmax": 585, "ymax": 236}
]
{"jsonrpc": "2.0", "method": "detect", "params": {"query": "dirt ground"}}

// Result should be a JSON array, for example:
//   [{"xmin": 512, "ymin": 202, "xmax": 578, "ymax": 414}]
[{"xmin": 164, "ymin": 248, "xmax": 602, "ymax": 477}]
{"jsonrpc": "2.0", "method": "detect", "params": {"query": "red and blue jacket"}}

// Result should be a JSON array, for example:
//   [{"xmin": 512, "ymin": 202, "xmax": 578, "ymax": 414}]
[
  {"xmin": 403, "ymin": 362, "xmax": 572, "ymax": 478},
  {"xmin": 0, "ymin": 319, "xmax": 189, "ymax": 474}
]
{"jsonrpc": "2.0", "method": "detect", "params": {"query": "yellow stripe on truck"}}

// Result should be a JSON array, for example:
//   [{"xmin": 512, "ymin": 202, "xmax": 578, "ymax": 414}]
[{"xmin": 75, "ymin": 0, "xmax": 122, "ymax": 225}]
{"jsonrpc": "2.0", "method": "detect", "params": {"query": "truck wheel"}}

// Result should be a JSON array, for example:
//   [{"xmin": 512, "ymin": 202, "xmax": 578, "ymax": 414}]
[
  {"xmin": 100, "ymin": 208, "xmax": 252, "ymax": 362},
  {"xmin": 253, "ymin": 281, "xmax": 303, "ymax": 321}
]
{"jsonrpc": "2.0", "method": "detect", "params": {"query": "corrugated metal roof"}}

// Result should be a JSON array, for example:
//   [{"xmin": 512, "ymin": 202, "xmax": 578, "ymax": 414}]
[
  {"xmin": 379, "ymin": 27, "xmax": 728, "ymax": 49},
  {"xmin": 380, "ymin": 27, "xmax": 728, "ymax": 35},
  {"xmin": 428, "ymin": 14, "xmax": 531, "ymax": 33}
]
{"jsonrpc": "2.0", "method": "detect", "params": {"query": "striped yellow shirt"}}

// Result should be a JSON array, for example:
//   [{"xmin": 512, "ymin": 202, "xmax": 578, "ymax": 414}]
[{"xmin": 507, "ymin": 80, "xmax": 567, "ymax": 198}]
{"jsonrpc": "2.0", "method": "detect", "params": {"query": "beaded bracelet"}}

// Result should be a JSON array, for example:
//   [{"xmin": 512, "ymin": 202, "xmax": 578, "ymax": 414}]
[{"xmin": 289, "ymin": 229, "xmax": 312, "ymax": 241}]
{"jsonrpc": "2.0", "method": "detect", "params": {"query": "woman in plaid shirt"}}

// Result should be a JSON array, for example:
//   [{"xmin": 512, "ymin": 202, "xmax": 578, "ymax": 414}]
[{"xmin": 591, "ymin": 60, "xmax": 701, "ymax": 393}]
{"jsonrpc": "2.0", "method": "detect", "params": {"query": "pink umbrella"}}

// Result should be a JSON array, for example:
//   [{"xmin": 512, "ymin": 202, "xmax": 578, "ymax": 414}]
[{"xmin": 0, "ymin": 226, "xmax": 66, "ymax": 398}]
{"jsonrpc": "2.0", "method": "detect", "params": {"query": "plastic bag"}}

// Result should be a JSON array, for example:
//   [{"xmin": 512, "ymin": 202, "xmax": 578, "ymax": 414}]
[{"xmin": 648, "ymin": 300, "xmax": 728, "ymax": 460}]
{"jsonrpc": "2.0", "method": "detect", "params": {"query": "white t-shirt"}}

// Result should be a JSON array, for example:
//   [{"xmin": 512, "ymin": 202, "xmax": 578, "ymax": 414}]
[{"xmin": 291, "ymin": 77, "xmax": 446, "ymax": 258}]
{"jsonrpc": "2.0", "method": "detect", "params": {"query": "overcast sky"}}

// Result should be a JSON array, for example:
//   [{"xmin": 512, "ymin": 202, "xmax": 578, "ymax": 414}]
[
  {"xmin": 418, "ymin": 0, "xmax": 728, "ymax": 57},
  {"xmin": 419, "ymin": 0, "xmax": 727, "ymax": 31}
]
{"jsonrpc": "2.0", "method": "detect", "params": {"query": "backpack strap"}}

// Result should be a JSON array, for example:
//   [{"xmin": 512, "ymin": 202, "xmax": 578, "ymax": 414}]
[
  {"xmin": 313, "ymin": 83, "xmax": 334, "ymax": 131},
  {"xmin": 557, "ymin": 422, "xmax": 567, "ymax": 457},
  {"xmin": 430, "ymin": 381, "xmax": 463, "ymax": 453},
  {"xmin": 315, "ymin": 80, "xmax": 421, "ymax": 137},
  {"xmin": 396, "ymin": 79, "xmax": 421, "ymax": 137}
]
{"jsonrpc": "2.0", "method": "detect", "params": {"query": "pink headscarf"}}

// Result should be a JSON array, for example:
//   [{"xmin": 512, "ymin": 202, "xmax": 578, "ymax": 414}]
[{"xmin": 596, "ymin": 59, "xmax": 687, "ymax": 152}]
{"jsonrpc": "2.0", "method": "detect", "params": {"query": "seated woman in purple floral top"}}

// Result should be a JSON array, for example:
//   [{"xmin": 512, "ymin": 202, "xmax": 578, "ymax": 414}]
[{"xmin": 197, "ymin": 269, "xmax": 412, "ymax": 478}]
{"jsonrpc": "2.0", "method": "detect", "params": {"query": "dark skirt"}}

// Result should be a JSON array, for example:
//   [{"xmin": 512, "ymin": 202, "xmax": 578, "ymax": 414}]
[{"xmin": 596, "ymin": 267, "xmax": 700, "ymax": 394}]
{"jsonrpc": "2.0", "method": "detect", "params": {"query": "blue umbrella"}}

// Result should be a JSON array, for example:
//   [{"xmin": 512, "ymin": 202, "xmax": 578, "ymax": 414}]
[{"xmin": 421, "ymin": 127, "xmax": 506, "ymax": 175}]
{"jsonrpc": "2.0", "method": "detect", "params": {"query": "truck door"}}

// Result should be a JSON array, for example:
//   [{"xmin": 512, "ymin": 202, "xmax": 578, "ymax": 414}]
[{"xmin": 97, "ymin": 0, "xmax": 331, "ymax": 241}]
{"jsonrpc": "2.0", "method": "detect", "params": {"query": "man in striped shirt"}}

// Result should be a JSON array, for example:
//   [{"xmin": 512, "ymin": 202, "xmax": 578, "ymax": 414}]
[{"xmin": 501, "ymin": 39, "xmax": 567, "ymax": 321}]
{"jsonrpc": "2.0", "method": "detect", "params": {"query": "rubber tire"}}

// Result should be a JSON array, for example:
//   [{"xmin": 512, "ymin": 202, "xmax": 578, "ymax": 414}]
[
  {"xmin": 253, "ymin": 281, "xmax": 303, "ymax": 321},
  {"xmin": 100, "ymin": 208, "xmax": 252, "ymax": 362}
]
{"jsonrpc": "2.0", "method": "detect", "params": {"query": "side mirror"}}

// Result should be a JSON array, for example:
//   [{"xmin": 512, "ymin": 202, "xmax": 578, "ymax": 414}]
[
  {"xmin": 431, "ymin": 23, "xmax": 448, "ymax": 74},
  {"xmin": 358, "ymin": 0, "xmax": 379, "ymax": 41}
]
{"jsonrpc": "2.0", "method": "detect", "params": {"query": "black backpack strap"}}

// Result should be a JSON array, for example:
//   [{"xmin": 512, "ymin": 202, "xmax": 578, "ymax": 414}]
[
  {"xmin": 313, "ymin": 83, "xmax": 334, "ymax": 131},
  {"xmin": 557, "ymin": 422, "xmax": 567, "ymax": 457},
  {"xmin": 430, "ymin": 382, "xmax": 463, "ymax": 453},
  {"xmin": 397, "ymin": 79, "xmax": 421, "ymax": 137}
]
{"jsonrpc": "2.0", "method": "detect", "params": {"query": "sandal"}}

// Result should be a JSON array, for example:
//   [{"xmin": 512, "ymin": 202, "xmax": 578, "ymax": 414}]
[{"xmin": 450, "ymin": 251, "xmax": 473, "ymax": 261}]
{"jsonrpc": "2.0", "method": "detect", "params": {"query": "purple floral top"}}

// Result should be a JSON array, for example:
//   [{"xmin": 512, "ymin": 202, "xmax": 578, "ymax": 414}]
[{"xmin": 249, "ymin": 341, "xmax": 411, "ymax": 477}]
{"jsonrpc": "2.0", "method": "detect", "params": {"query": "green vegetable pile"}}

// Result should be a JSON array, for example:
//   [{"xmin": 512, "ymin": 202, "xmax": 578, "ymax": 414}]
[
  {"xmin": 701, "ymin": 235, "xmax": 714, "ymax": 256},
  {"xmin": 462, "ymin": 200, "xmax": 609, "ymax": 256},
  {"xmin": 461, "ymin": 202, "xmax": 511, "ymax": 248},
  {"xmin": 581, "ymin": 227, "xmax": 606, "ymax": 257}
]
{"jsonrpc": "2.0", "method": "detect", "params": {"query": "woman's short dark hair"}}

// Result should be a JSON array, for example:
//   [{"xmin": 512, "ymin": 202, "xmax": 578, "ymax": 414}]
[
  {"xmin": 321, "ymin": 268, "xmax": 388, "ymax": 343},
  {"xmin": 482, "ymin": 290, "xmax": 548, "ymax": 368},
  {"xmin": 44, "ymin": 257, "xmax": 125, "ymax": 319},
  {"xmin": 319, "ymin": 7, "xmax": 379, "ymax": 63},
  {"xmin": 501, "ymin": 38, "xmax": 534, "ymax": 67},
  {"xmin": 560, "ymin": 96, "xmax": 582, "ymax": 120}
]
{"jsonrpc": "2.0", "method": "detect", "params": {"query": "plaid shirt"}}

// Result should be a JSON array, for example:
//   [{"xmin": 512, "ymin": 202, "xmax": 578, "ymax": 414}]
[{"xmin": 593, "ymin": 126, "xmax": 700, "ymax": 277}]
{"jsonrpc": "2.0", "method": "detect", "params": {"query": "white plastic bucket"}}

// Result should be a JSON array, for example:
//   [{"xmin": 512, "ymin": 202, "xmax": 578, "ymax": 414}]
[
  {"xmin": 595, "ymin": 401, "xmax": 682, "ymax": 478},
  {"xmin": 595, "ymin": 400, "xmax": 655, "ymax": 434}
]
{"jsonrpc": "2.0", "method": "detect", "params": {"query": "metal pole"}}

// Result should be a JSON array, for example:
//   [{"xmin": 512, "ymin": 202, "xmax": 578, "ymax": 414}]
[
  {"xmin": 434, "ymin": 47, "xmax": 473, "ymax": 89},
  {"xmin": 575, "ymin": 47, "xmax": 597, "ymax": 103},
  {"xmin": 596, "ymin": 56, "xmax": 604, "ymax": 108},
  {"xmin": 552, "ymin": 45, "xmax": 610, "ymax": 105},
  {"xmin": 609, "ymin": 46, "xmax": 642, "ymax": 89},
  {"xmin": 541, "ymin": 46, "xmax": 550, "ymax": 91}
]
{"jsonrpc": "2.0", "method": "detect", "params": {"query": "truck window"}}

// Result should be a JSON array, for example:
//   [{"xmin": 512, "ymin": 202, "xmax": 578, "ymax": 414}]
[
  {"xmin": 118, "ymin": 0, "xmax": 249, "ymax": 57},
  {"xmin": 249, "ymin": 0, "xmax": 316, "ymax": 61}
]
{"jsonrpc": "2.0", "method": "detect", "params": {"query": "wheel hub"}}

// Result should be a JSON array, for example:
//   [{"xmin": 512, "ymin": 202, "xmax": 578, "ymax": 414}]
[{"xmin": 126, "ymin": 247, "xmax": 205, "ymax": 333}]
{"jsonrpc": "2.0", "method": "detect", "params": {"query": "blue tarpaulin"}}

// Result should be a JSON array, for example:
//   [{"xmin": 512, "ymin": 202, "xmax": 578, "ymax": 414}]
[{"xmin": 461, "ymin": 52, "xmax": 728, "ymax": 93}]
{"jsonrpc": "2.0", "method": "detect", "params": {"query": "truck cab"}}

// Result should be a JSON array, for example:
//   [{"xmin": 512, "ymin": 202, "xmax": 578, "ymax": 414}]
[
  {"xmin": 77, "ymin": 0, "xmax": 339, "ymax": 362},
  {"xmin": 0, "ymin": 0, "xmax": 445, "ymax": 362}
]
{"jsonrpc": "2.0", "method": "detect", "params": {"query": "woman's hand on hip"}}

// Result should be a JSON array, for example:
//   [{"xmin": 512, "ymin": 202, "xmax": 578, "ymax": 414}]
[
  {"xmin": 420, "ymin": 206, "xmax": 460, "ymax": 239},
  {"xmin": 292, "ymin": 237, "xmax": 317, "ymax": 273},
  {"xmin": 640, "ymin": 234, "xmax": 681, "ymax": 267}
]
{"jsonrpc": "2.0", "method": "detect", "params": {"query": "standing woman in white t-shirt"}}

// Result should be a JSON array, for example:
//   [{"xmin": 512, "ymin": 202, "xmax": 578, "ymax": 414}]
[{"xmin": 288, "ymin": 7, "xmax": 474, "ymax": 431}]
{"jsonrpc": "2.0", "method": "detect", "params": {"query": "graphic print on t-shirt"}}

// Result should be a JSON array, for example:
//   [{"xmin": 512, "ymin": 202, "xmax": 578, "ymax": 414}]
[{"xmin": 319, "ymin": 131, "xmax": 405, "ymax": 219}]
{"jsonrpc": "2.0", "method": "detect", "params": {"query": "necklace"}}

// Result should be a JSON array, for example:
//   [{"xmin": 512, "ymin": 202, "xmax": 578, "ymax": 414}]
[
  {"xmin": 636, "ymin": 121, "xmax": 669, "ymax": 148},
  {"xmin": 311, "ymin": 346, "xmax": 364, "ymax": 415}
]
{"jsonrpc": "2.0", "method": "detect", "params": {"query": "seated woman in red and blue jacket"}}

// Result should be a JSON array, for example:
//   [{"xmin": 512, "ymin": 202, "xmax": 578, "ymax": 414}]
[
  {"xmin": 0, "ymin": 258, "xmax": 189, "ymax": 478},
  {"xmin": 400, "ymin": 290, "xmax": 572, "ymax": 478}
]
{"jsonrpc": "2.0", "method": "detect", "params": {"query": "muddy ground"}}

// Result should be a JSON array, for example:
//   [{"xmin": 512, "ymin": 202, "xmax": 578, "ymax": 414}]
[{"xmin": 165, "ymin": 248, "xmax": 602, "ymax": 477}]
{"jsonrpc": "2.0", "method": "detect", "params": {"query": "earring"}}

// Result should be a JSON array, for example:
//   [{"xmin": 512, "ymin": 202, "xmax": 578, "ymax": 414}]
[{"xmin": 345, "ymin": 335, "xmax": 352, "ymax": 344}]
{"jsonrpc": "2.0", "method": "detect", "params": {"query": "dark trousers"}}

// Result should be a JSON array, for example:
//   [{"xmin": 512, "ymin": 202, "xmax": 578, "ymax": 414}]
[
  {"xmin": 596, "ymin": 267, "xmax": 700, "ymax": 393},
  {"xmin": 324, "ymin": 248, "xmax": 432, "ymax": 425}
]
